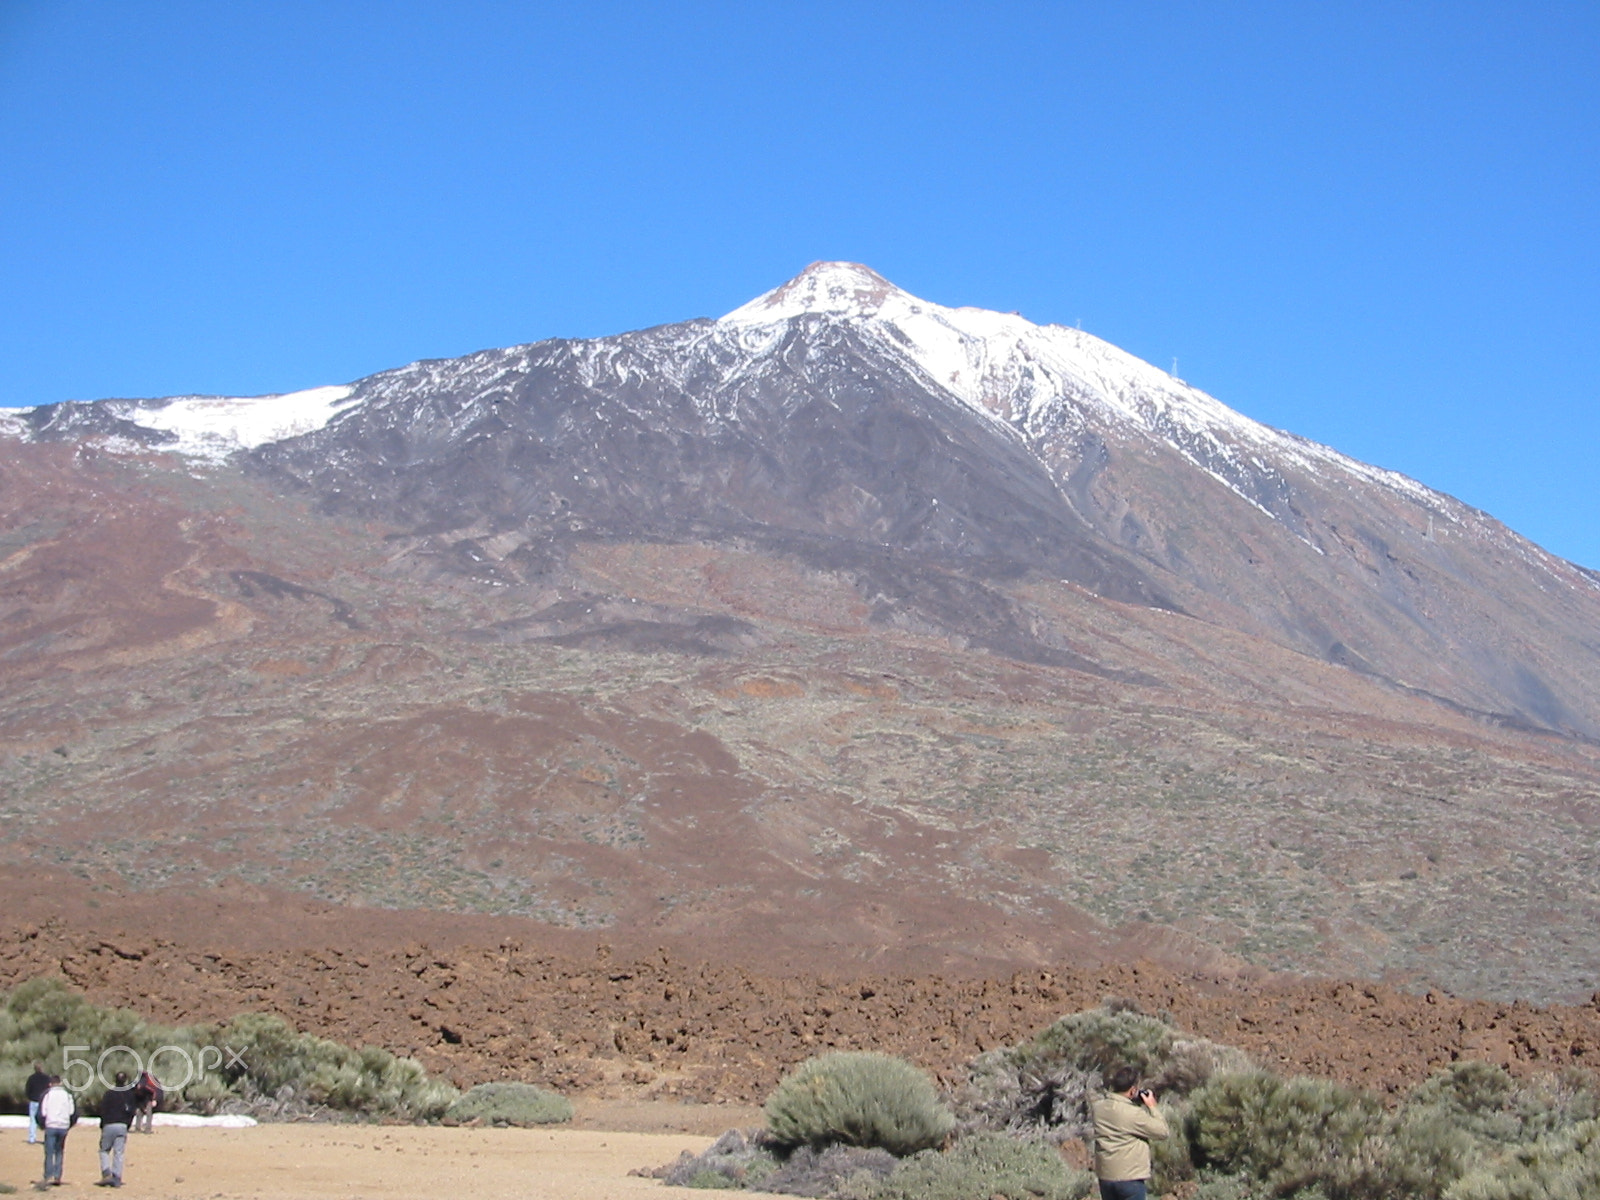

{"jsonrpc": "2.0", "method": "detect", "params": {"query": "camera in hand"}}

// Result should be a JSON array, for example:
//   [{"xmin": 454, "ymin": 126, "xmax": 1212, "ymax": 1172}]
[{"xmin": 1136, "ymin": 1088, "xmax": 1153, "ymax": 1100}]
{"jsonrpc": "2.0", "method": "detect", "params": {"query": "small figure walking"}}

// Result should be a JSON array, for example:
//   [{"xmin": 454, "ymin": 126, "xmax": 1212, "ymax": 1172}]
[
  {"xmin": 96, "ymin": 1070, "xmax": 137, "ymax": 1187},
  {"xmin": 38, "ymin": 1073, "xmax": 76, "ymax": 1186},
  {"xmin": 1090, "ymin": 1066, "xmax": 1169, "ymax": 1200},
  {"xmin": 25, "ymin": 1061, "xmax": 49, "ymax": 1144}
]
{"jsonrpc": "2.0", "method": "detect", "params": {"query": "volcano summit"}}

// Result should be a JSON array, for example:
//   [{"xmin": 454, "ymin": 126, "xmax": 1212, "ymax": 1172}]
[{"xmin": 4, "ymin": 264, "xmax": 1599, "ymax": 1001}]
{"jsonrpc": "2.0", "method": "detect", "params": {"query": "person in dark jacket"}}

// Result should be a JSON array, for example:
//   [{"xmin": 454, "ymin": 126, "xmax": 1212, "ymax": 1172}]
[
  {"xmin": 97, "ymin": 1072, "xmax": 138, "ymax": 1187},
  {"xmin": 25, "ymin": 1062, "xmax": 50, "ymax": 1145},
  {"xmin": 130, "ymin": 1071, "xmax": 161, "ymax": 1134}
]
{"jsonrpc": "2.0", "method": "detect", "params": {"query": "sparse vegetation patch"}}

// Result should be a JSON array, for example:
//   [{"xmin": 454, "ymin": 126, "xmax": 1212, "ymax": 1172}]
[
  {"xmin": 859, "ymin": 1131, "xmax": 1093, "ymax": 1200},
  {"xmin": 443, "ymin": 1080, "xmax": 573, "ymax": 1125}
]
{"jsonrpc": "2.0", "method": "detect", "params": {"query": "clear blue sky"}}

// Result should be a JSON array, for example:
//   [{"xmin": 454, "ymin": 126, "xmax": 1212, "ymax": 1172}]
[{"xmin": 3, "ymin": 2, "xmax": 1597, "ymax": 565}]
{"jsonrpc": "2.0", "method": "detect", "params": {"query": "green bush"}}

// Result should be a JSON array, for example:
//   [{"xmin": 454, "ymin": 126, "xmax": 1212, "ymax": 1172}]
[
  {"xmin": 1444, "ymin": 1118, "xmax": 1600, "ymax": 1200},
  {"xmin": 1406, "ymin": 1062, "xmax": 1523, "ymax": 1146},
  {"xmin": 1188, "ymin": 1175, "xmax": 1258, "ymax": 1200},
  {"xmin": 1182, "ymin": 1069, "xmax": 1498, "ymax": 1200},
  {"xmin": 0, "ymin": 978, "xmax": 217, "ymax": 1114},
  {"xmin": 216, "ymin": 1012, "xmax": 457, "ymax": 1120},
  {"xmin": 1189, "ymin": 1071, "xmax": 1387, "ymax": 1197},
  {"xmin": 444, "ymin": 1081, "xmax": 573, "ymax": 1126},
  {"xmin": 1515, "ymin": 1069, "xmax": 1600, "ymax": 1139},
  {"xmin": 956, "ymin": 1005, "xmax": 1251, "ymax": 1142},
  {"xmin": 861, "ymin": 1132, "xmax": 1093, "ymax": 1200},
  {"xmin": 1349, "ymin": 1105, "xmax": 1482, "ymax": 1200},
  {"xmin": 1028, "ymin": 1005, "xmax": 1178, "ymax": 1080},
  {"xmin": 1403, "ymin": 1061, "xmax": 1600, "ymax": 1155},
  {"xmin": 1149, "ymin": 1095, "xmax": 1196, "ymax": 1192},
  {"xmin": 0, "ymin": 977, "xmax": 456, "ymax": 1121},
  {"xmin": 766, "ymin": 1052, "xmax": 954, "ymax": 1156}
]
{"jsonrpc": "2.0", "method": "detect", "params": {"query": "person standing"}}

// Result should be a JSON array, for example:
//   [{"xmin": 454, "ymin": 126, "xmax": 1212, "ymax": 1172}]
[
  {"xmin": 38, "ymin": 1074, "xmax": 75, "ymax": 1186},
  {"xmin": 96, "ymin": 1071, "xmax": 137, "ymax": 1188},
  {"xmin": 25, "ymin": 1062, "xmax": 50, "ymax": 1144},
  {"xmin": 1090, "ymin": 1066, "xmax": 1169, "ymax": 1200},
  {"xmin": 130, "ymin": 1070, "xmax": 161, "ymax": 1134}
]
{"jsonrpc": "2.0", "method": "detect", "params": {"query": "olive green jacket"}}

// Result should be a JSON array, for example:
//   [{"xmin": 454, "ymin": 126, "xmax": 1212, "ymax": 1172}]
[{"xmin": 1090, "ymin": 1091, "xmax": 1169, "ymax": 1181}]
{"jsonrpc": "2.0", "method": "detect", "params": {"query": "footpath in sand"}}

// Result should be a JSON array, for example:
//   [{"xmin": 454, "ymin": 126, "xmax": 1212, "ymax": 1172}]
[{"xmin": 0, "ymin": 1102, "xmax": 762, "ymax": 1200}]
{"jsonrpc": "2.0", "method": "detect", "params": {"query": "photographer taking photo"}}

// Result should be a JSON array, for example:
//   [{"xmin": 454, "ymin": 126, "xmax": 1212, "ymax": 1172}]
[{"xmin": 1089, "ymin": 1066, "xmax": 1169, "ymax": 1200}]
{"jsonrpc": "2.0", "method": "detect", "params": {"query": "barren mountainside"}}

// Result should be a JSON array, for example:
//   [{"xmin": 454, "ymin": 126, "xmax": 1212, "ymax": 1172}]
[{"xmin": 3, "ymin": 263, "xmax": 1599, "ymax": 1005}]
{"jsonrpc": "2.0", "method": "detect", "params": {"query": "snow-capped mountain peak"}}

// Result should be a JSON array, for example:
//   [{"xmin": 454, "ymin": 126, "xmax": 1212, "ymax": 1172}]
[
  {"xmin": 718, "ymin": 263, "xmax": 1444, "ymax": 520},
  {"xmin": 720, "ymin": 261, "xmax": 904, "ymax": 324},
  {"xmin": 9, "ymin": 265, "xmax": 1442, "ymax": 532},
  {"xmin": 721, "ymin": 263, "xmax": 1229, "ymax": 435}
]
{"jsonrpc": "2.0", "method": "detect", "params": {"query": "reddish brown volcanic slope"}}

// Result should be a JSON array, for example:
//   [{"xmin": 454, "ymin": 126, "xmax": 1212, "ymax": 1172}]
[{"xmin": 2, "ymin": 441, "xmax": 1600, "ymax": 1008}]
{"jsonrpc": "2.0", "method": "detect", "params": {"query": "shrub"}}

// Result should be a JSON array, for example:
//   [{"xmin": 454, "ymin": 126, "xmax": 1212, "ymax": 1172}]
[
  {"xmin": 1444, "ymin": 1117, "xmax": 1600, "ymax": 1200},
  {"xmin": 1188, "ymin": 1071, "xmax": 1385, "ymax": 1196},
  {"xmin": 1404, "ymin": 1061, "xmax": 1600, "ymax": 1154},
  {"xmin": 1149, "ymin": 1095, "xmax": 1196, "ymax": 1192},
  {"xmin": 1406, "ymin": 1062, "xmax": 1523, "ymax": 1146},
  {"xmin": 1183, "ymin": 1069, "xmax": 1494, "ymax": 1200},
  {"xmin": 1158, "ymin": 1037, "xmax": 1256, "ymax": 1096},
  {"xmin": 949, "ymin": 1027, "xmax": 1599, "ymax": 1200},
  {"xmin": 860, "ymin": 1132, "xmax": 1093, "ymax": 1200},
  {"xmin": 216, "ymin": 1012, "xmax": 457, "ymax": 1120},
  {"xmin": 659, "ymin": 1128, "xmax": 783, "ymax": 1190},
  {"xmin": 765, "ymin": 1144, "xmax": 897, "ymax": 1196},
  {"xmin": 683, "ymin": 1169, "xmax": 743, "ymax": 1189},
  {"xmin": 1028, "ymin": 1005, "xmax": 1179, "ymax": 1080},
  {"xmin": 957, "ymin": 1048, "xmax": 1103, "ymax": 1140},
  {"xmin": 444, "ymin": 1081, "xmax": 572, "ymax": 1126},
  {"xmin": 955, "ymin": 1005, "xmax": 1251, "ymax": 1143},
  {"xmin": 0, "ymin": 978, "xmax": 457, "ymax": 1121},
  {"xmin": 0, "ymin": 977, "xmax": 217, "ymax": 1114},
  {"xmin": 1376, "ymin": 1105, "xmax": 1484, "ymax": 1200},
  {"xmin": 175, "ymin": 1071, "xmax": 234, "ymax": 1114},
  {"xmin": 1515, "ymin": 1068, "xmax": 1600, "ymax": 1139},
  {"xmin": 766, "ymin": 1052, "xmax": 954, "ymax": 1156},
  {"xmin": 1188, "ymin": 1175, "xmax": 1257, "ymax": 1200}
]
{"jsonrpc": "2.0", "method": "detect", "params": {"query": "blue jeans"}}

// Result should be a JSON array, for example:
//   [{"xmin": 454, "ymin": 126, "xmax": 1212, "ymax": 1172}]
[
  {"xmin": 43, "ymin": 1128, "xmax": 68, "ymax": 1181},
  {"xmin": 27, "ymin": 1100, "xmax": 39, "ymax": 1142},
  {"xmin": 100, "ymin": 1123, "xmax": 128, "ymax": 1181},
  {"xmin": 1099, "ymin": 1181, "xmax": 1148, "ymax": 1200}
]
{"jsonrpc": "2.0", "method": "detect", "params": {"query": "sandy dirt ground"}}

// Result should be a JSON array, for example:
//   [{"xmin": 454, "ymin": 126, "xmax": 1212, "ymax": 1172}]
[{"xmin": 0, "ymin": 1103, "xmax": 763, "ymax": 1200}]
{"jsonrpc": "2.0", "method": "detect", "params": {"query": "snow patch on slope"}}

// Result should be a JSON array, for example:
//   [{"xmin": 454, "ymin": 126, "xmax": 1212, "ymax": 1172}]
[{"xmin": 127, "ymin": 385, "xmax": 359, "ymax": 460}]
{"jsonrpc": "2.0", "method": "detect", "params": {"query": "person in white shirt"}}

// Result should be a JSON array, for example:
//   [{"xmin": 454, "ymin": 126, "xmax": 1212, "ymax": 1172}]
[{"xmin": 38, "ymin": 1075, "xmax": 76, "ymax": 1186}]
